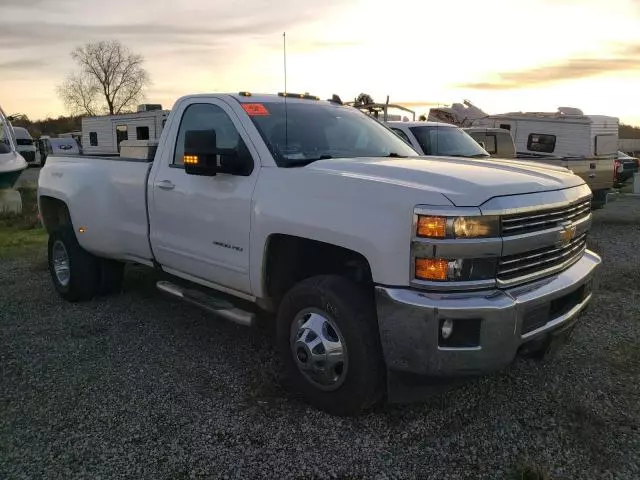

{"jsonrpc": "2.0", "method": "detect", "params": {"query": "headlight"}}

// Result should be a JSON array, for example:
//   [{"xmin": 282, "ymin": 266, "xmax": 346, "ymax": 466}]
[
  {"xmin": 417, "ymin": 215, "xmax": 500, "ymax": 238},
  {"xmin": 415, "ymin": 257, "xmax": 497, "ymax": 282}
]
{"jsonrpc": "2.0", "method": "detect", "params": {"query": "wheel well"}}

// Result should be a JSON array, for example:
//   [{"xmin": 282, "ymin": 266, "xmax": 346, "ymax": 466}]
[
  {"xmin": 39, "ymin": 196, "xmax": 72, "ymax": 233},
  {"xmin": 264, "ymin": 234, "xmax": 373, "ymax": 307}
]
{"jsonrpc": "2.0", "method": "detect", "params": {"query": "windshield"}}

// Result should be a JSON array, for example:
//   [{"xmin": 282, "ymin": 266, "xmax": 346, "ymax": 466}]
[
  {"xmin": 246, "ymin": 101, "xmax": 418, "ymax": 166},
  {"xmin": 409, "ymin": 126, "xmax": 489, "ymax": 158}
]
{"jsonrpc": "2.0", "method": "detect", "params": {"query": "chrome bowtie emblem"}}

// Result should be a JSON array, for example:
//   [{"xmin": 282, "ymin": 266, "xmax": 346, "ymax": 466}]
[{"xmin": 558, "ymin": 222, "xmax": 577, "ymax": 246}]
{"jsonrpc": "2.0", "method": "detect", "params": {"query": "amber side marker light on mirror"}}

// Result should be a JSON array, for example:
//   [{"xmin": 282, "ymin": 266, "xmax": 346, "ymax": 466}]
[
  {"xmin": 415, "ymin": 258, "xmax": 449, "ymax": 281},
  {"xmin": 183, "ymin": 155, "xmax": 199, "ymax": 165}
]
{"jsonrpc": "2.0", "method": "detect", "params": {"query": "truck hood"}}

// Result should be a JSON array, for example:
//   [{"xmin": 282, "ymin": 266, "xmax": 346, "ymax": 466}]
[{"xmin": 306, "ymin": 156, "xmax": 586, "ymax": 206}]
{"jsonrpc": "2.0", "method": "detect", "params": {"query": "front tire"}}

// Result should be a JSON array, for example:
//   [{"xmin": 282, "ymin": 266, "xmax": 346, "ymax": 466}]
[
  {"xmin": 277, "ymin": 275, "xmax": 385, "ymax": 415},
  {"xmin": 48, "ymin": 226, "xmax": 100, "ymax": 302}
]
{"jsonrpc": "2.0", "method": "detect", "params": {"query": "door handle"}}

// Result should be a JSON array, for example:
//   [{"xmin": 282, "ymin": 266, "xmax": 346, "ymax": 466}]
[
  {"xmin": 155, "ymin": 180, "xmax": 175, "ymax": 190},
  {"xmin": 589, "ymin": 174, "xmax": 596, "ymax": 178}
]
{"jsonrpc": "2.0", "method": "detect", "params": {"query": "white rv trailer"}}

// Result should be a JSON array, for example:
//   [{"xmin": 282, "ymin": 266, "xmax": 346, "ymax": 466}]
[
  {"xmin": 472, "ymin": 108, "xmax": 618, "ymax": 207},
  {"xmin": 81, "ymin": 105, "xmax": 169, "ymax": 155}
]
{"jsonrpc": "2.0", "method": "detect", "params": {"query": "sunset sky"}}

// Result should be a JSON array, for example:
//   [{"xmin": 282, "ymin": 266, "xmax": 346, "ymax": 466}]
[{"xmin": 1, "ymin": 0, "xmax": 640, "ymax": 124}]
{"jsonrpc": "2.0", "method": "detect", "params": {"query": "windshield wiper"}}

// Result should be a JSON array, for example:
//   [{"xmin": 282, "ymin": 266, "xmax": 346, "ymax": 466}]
[{"xmin": 386, "ymin": 152, "xmax": 407, "ymax": 158}]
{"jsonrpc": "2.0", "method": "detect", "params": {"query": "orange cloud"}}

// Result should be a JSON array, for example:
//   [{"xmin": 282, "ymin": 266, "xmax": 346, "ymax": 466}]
[{"xmin": 459, "ymin": 44, "xmax": 640, "ymax": 90}]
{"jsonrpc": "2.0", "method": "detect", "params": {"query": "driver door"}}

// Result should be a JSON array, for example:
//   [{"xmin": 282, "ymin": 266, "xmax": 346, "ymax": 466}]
[{"xmin": 149, "ymin": 99, "xmax": 260, "ymax": 294}]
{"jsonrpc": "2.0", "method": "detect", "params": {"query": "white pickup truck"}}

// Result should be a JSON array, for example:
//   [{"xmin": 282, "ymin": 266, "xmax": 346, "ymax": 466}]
[{"xmin": 38, "ymin": 92, "xmax": 601, "ymax": 415}]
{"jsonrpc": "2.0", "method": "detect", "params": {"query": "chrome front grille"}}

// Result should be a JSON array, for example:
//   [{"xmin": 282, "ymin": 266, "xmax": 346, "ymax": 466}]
[
  {"xmin": 501, "ymin": 198, "xmax": 591, "ymax": 236},
  {"xmin": 498, "ymin": 233, "xmax": 587, "ymax": 285}
]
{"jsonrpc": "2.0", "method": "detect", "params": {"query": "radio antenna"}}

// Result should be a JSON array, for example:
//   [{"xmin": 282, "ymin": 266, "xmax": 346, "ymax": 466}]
[{"xmin": 283, "ymin": 32, "xmax": 288, "ymax": 151}]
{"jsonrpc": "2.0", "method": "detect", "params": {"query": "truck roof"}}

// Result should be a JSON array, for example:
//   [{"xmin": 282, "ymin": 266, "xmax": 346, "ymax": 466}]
[{"xmin": 178, "ymin": 92, "xmax": 337, "ymax": 107}]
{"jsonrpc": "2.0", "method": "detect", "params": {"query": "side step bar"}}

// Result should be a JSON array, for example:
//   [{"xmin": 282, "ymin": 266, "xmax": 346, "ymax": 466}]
[{"xmin": 156, "ymin": 281, "xmax": 255, "ymax": 327}]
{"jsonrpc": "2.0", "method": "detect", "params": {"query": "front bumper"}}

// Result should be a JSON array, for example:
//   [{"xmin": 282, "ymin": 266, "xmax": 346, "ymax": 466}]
[{"xmin": 376, "ymin": 250, "xmax": 601, "ymax": 395}]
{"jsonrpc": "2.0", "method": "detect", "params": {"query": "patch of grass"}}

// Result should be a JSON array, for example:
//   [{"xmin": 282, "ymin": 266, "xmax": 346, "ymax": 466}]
[
  {"xmin": 0, "ymin": 187, "xmax": 47, "ymax": 259},
  {"xmin": 0, "ymin": 227, "xmax": 47, "ymax": 259},
  {"xmin": 510, "ymin": 464, "xmax": 550, "ymax": 480}
]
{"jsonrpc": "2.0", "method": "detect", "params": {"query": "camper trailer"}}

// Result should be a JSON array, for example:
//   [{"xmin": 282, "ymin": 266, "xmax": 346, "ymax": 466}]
[
  {"xmin": 81, "ymin": 105, "xmax": 169, "ymax": 155},
  {"xmin": 472, "ymin": 108, "xmax": 618, "ymax": 208}
]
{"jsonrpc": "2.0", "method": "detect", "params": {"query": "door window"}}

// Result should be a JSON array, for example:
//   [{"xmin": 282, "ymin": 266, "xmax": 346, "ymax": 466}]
[
  {"xmin": 136, "ymin": 126, "xmax": 150, "ymax": 140},
  {"xmin": 392, "ymin": 128, "xmax": 412, "ymax": 145},
  {"xmin": 173, "ymin": 103, "xmax": 243, "ymax": 166},
  {"xmin": 484, "ymin": 134, "xmax": 497, "ymax": 154},
  {"xmin": 527, "ymin": 133, "xmax": 556, "ymax": 153},
  {"xmin": 116, "ymin": 125, "xmax": 128, "ymax": 152}
]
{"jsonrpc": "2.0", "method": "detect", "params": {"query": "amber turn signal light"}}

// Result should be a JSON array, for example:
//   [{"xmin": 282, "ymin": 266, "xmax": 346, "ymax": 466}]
[
  {"xmin": 417, "ymin": 216, "xmax": 447, "ymax": 238},
  {"xmin": 183, "ymin": 154, "xmax": 199, "ymax": 165},
  {"xmin": 415, "ymin": 258, "xmax": 449, "ymax": 281}
]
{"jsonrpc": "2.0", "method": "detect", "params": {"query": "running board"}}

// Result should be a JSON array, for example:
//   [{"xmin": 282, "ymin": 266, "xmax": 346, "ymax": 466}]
[{"xmin": 156, "ymin": 280, "xmax": 255, "ymax": 327}]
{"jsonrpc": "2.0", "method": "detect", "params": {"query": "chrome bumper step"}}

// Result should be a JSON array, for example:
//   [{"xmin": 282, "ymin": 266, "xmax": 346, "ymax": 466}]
[{"xmin": 156, "ymin": 280, "xmax": 255, "ymax": 327}]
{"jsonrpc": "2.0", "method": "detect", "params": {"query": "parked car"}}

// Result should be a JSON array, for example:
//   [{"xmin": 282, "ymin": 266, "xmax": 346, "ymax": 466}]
[
  {"xmin": 615, "ymin": 151, "xmax": 639, "ymax": 186},
  {"xmin": 38, "ymin": 92, "xmax": 601, "ymax": 415},
  {"xmin": 12, "ymin": 126, "xmax": 37, "ymax": 165},
  {"xmin": 387, "ymin": 121, "xmax": 490, "ymax": 158}
]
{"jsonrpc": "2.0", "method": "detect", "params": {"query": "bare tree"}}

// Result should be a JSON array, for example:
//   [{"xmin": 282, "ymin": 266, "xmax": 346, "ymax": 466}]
[{"xmin": 57, "ymin": 40, "xmax": 150, "ymax": 116}]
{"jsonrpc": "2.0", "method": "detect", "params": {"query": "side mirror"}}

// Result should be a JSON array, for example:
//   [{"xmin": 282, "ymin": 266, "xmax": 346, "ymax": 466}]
[
  {"xmin": 183, "ymin": 129, "xmax": 219, "ymax": 176},
  {"xmin": 183, "ymin": 129, "xmax": 254, "ymax": 177},
  {"xmin": 477, "ymin": 141, "xmax": 486, "ymax": 150}
]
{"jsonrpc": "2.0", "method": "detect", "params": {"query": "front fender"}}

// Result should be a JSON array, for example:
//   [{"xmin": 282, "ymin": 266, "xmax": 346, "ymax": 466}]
[{"xmin": 249, "ymin": 168, "xmax": 453, "ymax": 298}]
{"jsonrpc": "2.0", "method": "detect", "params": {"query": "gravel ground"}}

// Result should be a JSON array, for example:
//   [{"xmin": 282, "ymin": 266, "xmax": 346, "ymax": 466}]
[{"xmin": 1, "ymin": 197, "xmax": 639, "ymax": 480}]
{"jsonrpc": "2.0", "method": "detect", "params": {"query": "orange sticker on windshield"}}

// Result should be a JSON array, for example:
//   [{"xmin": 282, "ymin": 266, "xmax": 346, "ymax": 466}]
[{"xmin": 242, "ymin": 103, "xmax": 269, "ymax": 116}]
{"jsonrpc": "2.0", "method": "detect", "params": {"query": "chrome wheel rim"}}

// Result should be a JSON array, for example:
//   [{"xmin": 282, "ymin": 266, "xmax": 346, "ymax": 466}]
[
  {"xmin": 290, "ymin": 308, "xmax": 348, "ymax": 391},
  {"xmin": 52, "ymin": 240, "xmax": 70, "ymax": 287}
]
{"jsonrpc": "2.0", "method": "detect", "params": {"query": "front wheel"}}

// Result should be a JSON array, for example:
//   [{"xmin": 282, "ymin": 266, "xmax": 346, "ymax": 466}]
[{"xmin": 276, "ymin": 275, "xmax": 385, "ymax": 415}]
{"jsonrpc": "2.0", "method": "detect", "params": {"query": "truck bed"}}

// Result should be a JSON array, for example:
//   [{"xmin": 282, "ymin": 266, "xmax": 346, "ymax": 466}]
[{"xmin": 38, "ymin": 154, "xmax": 154, "ymax": 263}]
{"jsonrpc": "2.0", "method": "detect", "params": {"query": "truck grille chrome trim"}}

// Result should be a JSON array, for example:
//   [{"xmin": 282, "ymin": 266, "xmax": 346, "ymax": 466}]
[
  {"xmin": 497, "ymin": 233, "xmax": 587, "ymax": 286},
  {"xmin": 501, "ymin": 198, "xmax": 591, "ymax": 236}
]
